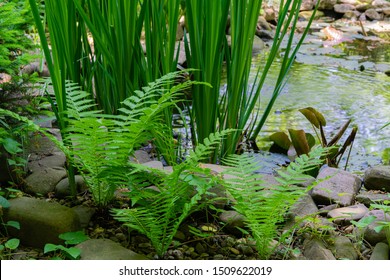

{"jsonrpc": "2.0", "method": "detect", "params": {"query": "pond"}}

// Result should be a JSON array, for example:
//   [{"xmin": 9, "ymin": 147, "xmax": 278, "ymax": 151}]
[{"xmin": 252, "ymin": 23, "xmax": 390, "ymax": 173}]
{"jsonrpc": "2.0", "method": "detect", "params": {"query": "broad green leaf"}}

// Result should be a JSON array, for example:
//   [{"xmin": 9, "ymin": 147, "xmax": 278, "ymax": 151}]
[
  {"xmin": 63, "ymin": 247, "xmax": 81, "ymax": 259},
  {"xmin": 44, "ymin": 243, "xmax": 59, "ymax": 254},
  {"xmin": 59, "ymin": 231, "xmax": 89, "ymax": 245},
  {"xmin": 6, "ymin": 221, "xmax": 20, "ymax": 230},
  {"xmin": 305, "ymin": 133, "xmax": 316, "ymax": 149},
  {"xmin": 269, "ymin": 132, "xmax": 291, "ymax": 151},
  {"xmin": 3, "ymin": 138, "xmax": 22, "ymax": 154},
  {"xmin": 289, "ymin": 129, "xmax": 310, "ymax": 156},
  {"xmin": 0, "ymin": 196, "xmax": 10, "ymax": 208},
  {"xmin": 299, "ymin": 107, "xmax": 326, "ymax": 128},
  {"xmin": 0, "ymin": 245, "xmax": 4, "ymax": 251},
  {"xmin": 5, "ymin": 238, "xmax": 20, "ymax": 250},
  {"xmin": 350, "ymin": 215, "xmax": 377, "ymax": 228}
]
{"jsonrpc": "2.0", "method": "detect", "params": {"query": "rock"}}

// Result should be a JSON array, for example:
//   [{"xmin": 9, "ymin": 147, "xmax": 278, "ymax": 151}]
[
  {"xmin": 331, "ymin": 236, "xmax": 359, "ymax": 260},
  {"xmin": 252, "ymin": 36, "xmax": 266, "ymax": 55},
  {"xmin": 301, "ymin": 0, "xmax": 315, "ymax": 11},
  {"xmin": 356, "ymin": 3, "xmax": 372, "ymax": 12},
  {"xmin": 311, "ymin": 167, "xmax": 362, "ymax": 206},
  {"xmin": 219, "ymin": 210, "xmax": 246, "ymax": 230},
  {"xmin": 26, "ymin": 130, "xmax": 62, "ymax": 155},
  {"xmin": 176, "ymin": 23, "xmax": 184, "ymax": 41},
  {"xmin": 0, "ymin": 73, "xmax": 12, "ymax": 84},
  {"xmin": 287, "ymin": 194, "xmax": 319, "ymax": 223},
  {"xmin": 365, "ymin": 8, "xmax": 383, "ymax": 20},
  {"xmin": 129, "ymin": 150, "xmax": 151, "ymax": 164},
  {"xmin": 175, "ymin": 40, "xmax": 187, "ymax": 66},
  {"xmin": 55, "ymin": 175, "xmax": 88, "ymax": 198},
  {"xmin": 71, "ymin": 205, "xmax": 95, "ymax": 228},
  {"xmin": 195, "ymin": 243, "xmax": 206, "ymax": 254},
  {"xmin": 372, "ymin": 0, "xmax": 390, "ymax": 7},
  {"xmin": 27, "ymin": 152, "xmax": 66, "ymax": 173},
  {"xmin": 334, "ymin": 4, "xmax": 356, "ymax": 14},
  {"xmin": 299, "ymin": 10, "xmax": 325, "ymax": 20},
  {"xmin": 142, "ymin": 160, "xmax": 164, "ymax": 170},
  {"xmin": 264, "ymin": 7, "xmax": 276, "ymax": 22},
  {"xmin": 3, "ymin": 197, "xmax": 81, "ymax": 248},
  {"xmin": 76, "ymin": 239, "xmax": 147, "ymax": 260},
  {"xmin": 257, "ymin": 16, "xmax": 272, "ymax": 31},
  {"xmin": 370, "ymin": 242, "xmax": 390, "ymax": 260},
  {"xmin": 356, "ymin": 192, "xmax": 390, "ymax": 207},
  {"xmin": 339, "ymin": 0, "xmax": 360, "ymax": 4},
  {"xmin": 327, "ymin": 204, "xmax": 369, "ymax": 225},
  {"xmin": 318, "ymin": 0, "xmax": 338, "ymax": 10},
  {"xmin": 363, "ymin": 210, "xmax": 390, "ymax": 245},
  {"xmin": 24, "ymin": 167, "xmax": 67, "ymax": 196},
  {"xmin": 303, "ymin": 238, "xmax": 336, "ymax": 260},
  {"xmin": 364, "ymin": 165, "xmax": 390, "ymax": 192}
]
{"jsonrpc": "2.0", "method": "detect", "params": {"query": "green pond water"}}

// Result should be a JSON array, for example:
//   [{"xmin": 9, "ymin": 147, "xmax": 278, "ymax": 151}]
[{"xmin": 251, "ymin": 34, "xmax": 390, "ymax": 173}]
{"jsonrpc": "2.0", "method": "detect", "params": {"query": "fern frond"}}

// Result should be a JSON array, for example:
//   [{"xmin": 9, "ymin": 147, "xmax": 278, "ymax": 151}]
[{"xmin": 221, "ymin": 146, "xmax": 328, "ymax": 259}]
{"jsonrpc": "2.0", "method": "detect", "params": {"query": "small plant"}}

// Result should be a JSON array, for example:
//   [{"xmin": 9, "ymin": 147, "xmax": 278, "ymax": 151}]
[
  {"xmin": 221, "ymin": 146, "xmax": 329, "ymax": 259},
  {"xmin": 269, "ymin": 107, "xmax": 357, "ymax": 169},
  {"xmin": 44, "ymin": 231, "xmax": 89, "ymax": 260},
  {"xmin": 370, "ymin": 198, "xmax": 390, "ymax": 247}
]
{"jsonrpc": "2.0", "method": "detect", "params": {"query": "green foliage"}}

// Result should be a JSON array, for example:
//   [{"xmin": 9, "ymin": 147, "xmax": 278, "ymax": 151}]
[
  {"xmin": 44, "ymin": 231, "xmax": 89, "ymax": 260},
  {"xmin": 221, "ymin": 147, "xmax": 328, "ymax": 259},
  {"xmin": 0, "ymin": 0, "xmax": 35, "ymax": 76},
  {"xmin": 112, "ymin": 130, "xmax": 233, "ymax": 257},
  {"xmin": 269, "ymin": 107, "xmax": 357, "ymax": 169}
]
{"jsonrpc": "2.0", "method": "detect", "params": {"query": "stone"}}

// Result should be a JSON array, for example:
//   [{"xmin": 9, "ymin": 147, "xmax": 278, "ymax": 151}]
[
  {"xmin": 364, "ymin": 165, "xmax": 390, "ymax": 192},
  {"xmin": 24, "ymin": 167, "xmax": 67, "ymax": 196},
  {"xmin": 299, "ymin": 10, "xmax": 325, "ymax": 20},
  {"xmin": 264, "ymin": 7, "xmax": 276, "ymax": 22},
  {"xmin": 356, "ymin": 192, "xmax": 390, "ymax": 207},
  {"xmin": 370, "ymin": 242, "xmax": 390, "ymax": 260},
  {"xmin": 356, "ymin": 3, "xmax": 372, "ymax": 11},
  {"xmin": 327, "ymin": 204, "xmax": 369, "ymax": 225},
  {"xmin": 129, "ymin": 150, "xmax": 151, "ymax": 164},
  {"xmin": 76, "ymin": 239, "xmax": 147, "ymax": 260},
  {"xmin": 142, "ymin": 160, "xmax": 164, "ymax": 170},
  {"xmin": 219, "ymin": 210, "xmax": 246, "ymax": 230},
  {"xmin": 311, "ymin": 167, "xmax": 362, "ymax": 207},
  {"xmin": 372, "ymin": 0, "xmax": 390, "ymax": 7},
  {"xmin": 331, "ymin": 236, "xmax": 358, "ymax": 260},
  {"xmin": 27, "ymin": 152, "xmax": 66, "ymax": 173},
  {"xmin": 301, "ymin": 0, "xmax": 315, "ymax": 11},
  {"xmin": 252, "ymin": 36, "xmax": 266, "ymax": 55},
  {"xmin": 339, "ymin": 0, "xmax": 359, "ymax": 4},
  {"xmin": 365, "ymin": 8, "xmax": 383, "ymax": 20},
  {"xmin": 287, "ymin": 194, "xmax": 319, "ymax": 222},
  {"xmin": 334, "ymin": 4, "xmax": 356, "ymax": 14},
  {"xmin": 175, "ymin": 40, "xmax": 187, "ymax": 66},
  {"xmin": 26, "ymin": 130, "xmax": 62, "ymax": 155},
  {"xmin": 318, "ymin": 0, "xmax": 338, "ymax": 10},
  {"xmin": 363, "ymin": 210, "xmax": 390, "ymax": 245},
  {"xmin": 257, "ymin": 16, "xmax": 272, "ymax": 31},
  {"xmin": 55, "ymin": 175, "xmax": 88, "ymax": 198},
  {"xmin": 3, "ymin": 197, "xmax": 81, "ymax": 248},
  {"xmin": 71, "ymin": 205, "xmax": 95, "ymax": 228},
  {"xmin": 303, "ymin": 238, "xmax": 336, "ymax": 260}
]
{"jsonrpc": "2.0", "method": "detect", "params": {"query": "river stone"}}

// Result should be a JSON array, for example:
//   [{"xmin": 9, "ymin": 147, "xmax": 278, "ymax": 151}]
[
  {"xmin": 303, "ymin": 238, "xmax": 336, "ymax": 260},
  {"xmin": 71, "ymin": 205, "xmax": 95, "ymax": 228},
  {"xmin": 24, "ymin": 167, "xmax": 67, "ymax": 196},
  {"xmin": 287, "ymin": 194, "xmax": 319, "ymax": 222},
  {"xmin": 327, "ymin": 204, "xmax": 369, "ymax": 225},
  {"xmin": 300, "ymin": 0, "xmax": 315, "ymax": 11},
  {"xmin": 3, "ymin": 197, "xmax": 81, "ymax": 248},
  {"xmin": 370, "ymin": 242, "xmax": 390, "ymax": 260},
  {"xmin": 311, "ymin": 167, "xmax": 362, "ymax": 206},
  {"xmin": 372, "ymin": 0, "xmax": 390, "ymax": 7},
  {"xmin": 26, "ymin": 130, "xmax": 62, "ymax": 155},
  {"xmin": 331, "ymin": 236, "xmax": 358, "ymax": 260},
  {"xmin": 334, "ymin": 4, "xmax": 356, "ymax": 14},
  {"xmin": 362, "ymin": 210, "xmax": 390, "ymax": 245},
  {"xmin": 355, "ymin": 192, "xmax": 390, "ymax": 207},
  {"xmin": 27, "ymin": 152, "xmax": 66, "ymax": 173},
  {"xmin": 75, "ymin": 239, "xmax": 147, "ymax": 260},
  {"xmin": 129, "ymin": 150, "xmax": 151, "ymax": 164},
  {"xmin": 364, "ymin": 165, "xmax": 390, "ymax": 192},
  {"xmin": 318, "ymin": 0, "xmax": 338, "ymax": 10},
  {"xmin": 264, "ymin": 7, "xmax": 276, "ymax": 22},
  {"xmin": 55, "ymin": 175, "xmax": 88, "ymax": 198},
  {"xmin": 252, "ymin": 36, "xmax": 266, "ymax": 55},
  {"xmin": 142, "ymin": 160, "xmax": 164, "ymax": 170},
  {"xmin": 365, "ymin": 8, "xmax": 383, "ymax": 20}
]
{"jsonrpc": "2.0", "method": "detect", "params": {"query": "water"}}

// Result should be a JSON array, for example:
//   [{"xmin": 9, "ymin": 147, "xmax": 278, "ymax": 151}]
[{"xmin": 251, "ymin": 32, "xmax": 390, "ymax": 172}]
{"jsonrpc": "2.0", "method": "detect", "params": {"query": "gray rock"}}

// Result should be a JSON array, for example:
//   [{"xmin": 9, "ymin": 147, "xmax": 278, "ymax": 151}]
[
  {"xmin": 287, "ymin": 194, "xmax": 319, "ymax": 222},
  {"xmin": 55, "ymin": 175, "xmax": 88, "ymax": 198},
  {"xmin": 356, "ymin": 192, "xmax": 390, "ymax": 207},
  {"xmin": 76, "ymin": 239, "xmax": 147, "ymax": 260},
  {"xmin": 365, "ymin": 8, "xmax": 383, "ymax": 20},
  {"xmin": 303, "ymin": 238, "xmax": 336, "ymax": 260},
  {"xmin": 370, "ymin": 242, "xmax": 389, "ymax": 260},
  {"xmin": 28, "ymin": 152, "xmax": 66, "ymax": 173},
  {"xmin": 142, "ymin": 160, "xmax": 164, "ymax": 170},
  {"xmin": 363, "ymin": 210, "xmax": 390, "ymax": 245},
  {"xmin": 219, "ymin": 210, "xmax": 246, "ymax": 229},
  {"xmin": 129, "ymin": 150, "xmax": 151, "ymax": 164},
  {"xmin": 3, "ymin": 197, "xmax": 81, "ymax": 248},
  {"xmin": 318, "ymin": 0, "xmax": 338, "ymax": 10},
  {"xmin": 372, "ymin": 0, "xmax": 390, "ymax": 7},
  {"xmin": 301, "ymin": 0, "xmax": 315, "ymax": 11},
  {"xmin": 252, "ymin": 36, "xmax": 266, "ymax": 55},
  {"xmin": 26, "ymin": 130, "xmax": 62, "ymax": 155},
  {"xmin": 331, "ymin": 236, "xmax": 358, "ymax": 260},
  {"xmin": 327, "ymin": 204, "xmax": 369, "ymax": 225},
  {"xmin": 364, "ymin": 165, "xmax": 390, "ymax": 192},
  {"xmin": 311, "ymin": 167, "xmax": 362, "ymax": 206},
  {"xmin": 71, "ymin": 205, "xmax": 95, "ymax": 228},
  {"xmin": 25, "ymin": 167, "xmax": 67, "ymax": 196},
  {"xmin": 334, "ymin": 4, "xmax": 356, "ymax": 14}
]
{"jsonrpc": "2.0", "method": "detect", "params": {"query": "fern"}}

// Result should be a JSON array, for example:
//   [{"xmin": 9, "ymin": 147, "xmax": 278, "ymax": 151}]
[
  {"xmin": 111, "ymin": 130, "xmax": 231, "ymax": 257},
  {"xmin": 222, "ymin": 147, "xmax": 328, "ymax": 259}
]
